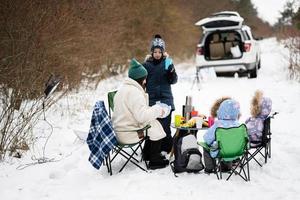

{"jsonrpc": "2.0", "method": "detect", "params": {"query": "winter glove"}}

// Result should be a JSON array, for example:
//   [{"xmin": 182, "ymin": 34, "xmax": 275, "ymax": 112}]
[
  {"xmin": 164, "ymin": 57, "xmax": 177, "ymax": 84},
  {"xmin": 210, "ymin": 141, "xmax": 218, "ymax": 150},
  {"xmin": 156, "ymin": 101, "xmax": 171, "ymax": 118},
  {"xmin": 164, "ymin": 58, "xmax": 173, "ymax": 71}
]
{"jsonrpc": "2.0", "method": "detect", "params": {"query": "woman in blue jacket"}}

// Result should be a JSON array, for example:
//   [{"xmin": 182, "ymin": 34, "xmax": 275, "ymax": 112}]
[{"xmin": 143, "ymin": 34, "xmax": 178, "ymax": 153}]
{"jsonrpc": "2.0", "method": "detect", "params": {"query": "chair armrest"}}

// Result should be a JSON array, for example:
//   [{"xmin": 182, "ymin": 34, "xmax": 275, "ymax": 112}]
[
  {"xmin": 271, "ymin": 112, "xmax": 279, "ymax": 118},
  {"xmin": 138, "ymin": 124, "xmax": 151, "ymax": 132},
  {"xmin": 117, "ymin": 124, "xmax": 151, "ymax": 132},
  {"xmin": 198, "ymin": 141, "xmax": 211, "ymax": 151}
]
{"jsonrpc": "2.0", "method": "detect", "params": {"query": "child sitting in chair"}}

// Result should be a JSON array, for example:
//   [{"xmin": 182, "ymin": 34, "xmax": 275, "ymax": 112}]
[
  {"xmin": 210, "ymin": 96, "xmax": 231, "ymax": 119},
  {"xmin": 203, "ymin": 98, "xmax": 241, "ymax": 173},
  {"xmin": 245, "ymin": 90, "xmax": 272, "ymax": 144}
]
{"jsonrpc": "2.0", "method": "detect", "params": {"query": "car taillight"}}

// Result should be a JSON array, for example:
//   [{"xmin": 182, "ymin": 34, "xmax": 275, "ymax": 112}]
[
  {"xmin": 244, "ymin": 43, "xmax": 251, "ymax": 52},
  {"xmin": 196, "ymin": 47, "xmax": 204, "ymax": 55}
]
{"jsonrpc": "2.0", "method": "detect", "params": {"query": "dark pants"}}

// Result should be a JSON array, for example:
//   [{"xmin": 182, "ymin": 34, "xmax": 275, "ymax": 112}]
[
  {"xmin": 203, "ymin": 148, "xmax": 232, "ymax": 171},
  {"xmin": 203, "ymin": 148, "xmax": 216, "ymax": 171},
  {"xmin": 157, "ymin": 111, "xmax": 173, "ymax": 153}
]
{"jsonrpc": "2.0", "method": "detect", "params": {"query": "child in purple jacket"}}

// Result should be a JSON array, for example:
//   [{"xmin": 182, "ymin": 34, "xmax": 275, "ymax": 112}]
[{"xmin": 245, "ymin": 90, "xmax": 272, "ymax": 144}]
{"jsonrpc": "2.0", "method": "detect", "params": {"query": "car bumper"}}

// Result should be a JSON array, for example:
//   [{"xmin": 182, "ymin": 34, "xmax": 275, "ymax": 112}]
[{"xmin": 197, "ymin": 62, "xmax": 256, "ymax": 73}]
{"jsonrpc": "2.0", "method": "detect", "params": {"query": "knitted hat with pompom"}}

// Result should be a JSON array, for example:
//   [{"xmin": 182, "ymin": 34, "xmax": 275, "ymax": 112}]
[{"xmin": 150, "ymin": 34, "xmax": 165, "ymax": 52}]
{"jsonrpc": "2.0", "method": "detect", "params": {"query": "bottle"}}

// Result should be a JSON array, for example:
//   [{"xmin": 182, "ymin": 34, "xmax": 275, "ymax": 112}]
[
  {"xmin": 208, "ymin": 116, "xmax": 215, "ymax": 127},
  {"xmin": 185, "ymin": 96, "xmax": 192, "ymax": 120}
]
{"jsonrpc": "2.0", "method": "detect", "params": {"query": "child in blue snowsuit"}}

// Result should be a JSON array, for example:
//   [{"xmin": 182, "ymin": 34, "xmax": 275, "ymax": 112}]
[{"xmin": 203, "ymin": 99, "xmax": 241, "ymax": 173}]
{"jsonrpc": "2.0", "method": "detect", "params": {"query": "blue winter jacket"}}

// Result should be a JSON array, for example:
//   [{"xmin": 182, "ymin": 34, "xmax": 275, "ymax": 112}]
[
  {"xmin": 203, "ymin": 99, "xmax": 240, "ymax": 158},
  {"xmin": 143, "ymin": 57, "xmax": 178, "ymax": 110}
]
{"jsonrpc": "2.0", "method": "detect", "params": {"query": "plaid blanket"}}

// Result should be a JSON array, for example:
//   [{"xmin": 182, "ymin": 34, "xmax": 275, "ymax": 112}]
[{"xmin": 86, "ymin": 101, "xmax": 117, "ymax": 169}]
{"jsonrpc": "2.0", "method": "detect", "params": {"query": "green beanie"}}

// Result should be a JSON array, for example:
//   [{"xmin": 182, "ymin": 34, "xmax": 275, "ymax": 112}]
[{"xmin": 128, "ymin": 58, "xmax": 148, "ymax": 80}]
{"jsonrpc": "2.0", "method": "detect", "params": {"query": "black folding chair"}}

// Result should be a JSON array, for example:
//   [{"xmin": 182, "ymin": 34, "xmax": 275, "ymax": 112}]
[
  {"xmin": 105, "ymin": 91, "xmax": 149, "ymax": 175},
  {"xmin": 247, "ymin": 112, "xmax": 278, "ymax": 167}
]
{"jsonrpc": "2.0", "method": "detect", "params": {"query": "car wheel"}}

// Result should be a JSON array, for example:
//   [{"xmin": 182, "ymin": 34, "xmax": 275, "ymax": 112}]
[
  {"xmin": 249, "ymin": 66, "xmax": 257, "ymax": 78},
  {"xmin": 258, "ymin": 60, "xmax": 261, "ymax": 69}
]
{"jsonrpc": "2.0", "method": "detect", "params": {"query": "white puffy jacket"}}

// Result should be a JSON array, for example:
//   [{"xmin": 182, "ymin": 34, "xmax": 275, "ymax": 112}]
[{"xmin": 112, "ymin": 78, "xmax": 166, "ymax": 144}]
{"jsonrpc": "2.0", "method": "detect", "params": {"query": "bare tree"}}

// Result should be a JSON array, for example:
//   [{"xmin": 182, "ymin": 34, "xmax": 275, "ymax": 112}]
[
  {"xmin": 276, "ymin": 1, "xmax": 300, "ymax": 81},
  {"xmin": 0, "ymin": 1, "xmax": 69, "ymax": 159}
]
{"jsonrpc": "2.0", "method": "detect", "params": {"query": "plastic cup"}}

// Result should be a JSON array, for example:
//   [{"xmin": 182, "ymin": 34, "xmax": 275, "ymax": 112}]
[
  {"xmin": 175, "ymin": 115, "xmax": 182, "ymax": 127},
  {"xmin": 195, "ymin": 117, "xmax": 203, "ymax": 129}
]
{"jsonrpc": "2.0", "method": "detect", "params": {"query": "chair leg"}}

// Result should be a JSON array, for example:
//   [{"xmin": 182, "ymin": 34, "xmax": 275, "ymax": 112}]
[
  {"xmin": 227, "ymin": 161, "xmax": 241, "ymax": 181},
  {"xmin": 265, "ymin": 146, "xmax": 268, "ymax": 164},
  {"xmin": 111, "ymin": 146, "xmax": 140, "ymax": 164},
  {"xmin": 246, "ymin": 152, "xmax": 250, "ymax": 181},
  {"xmin": 247, "ymin": 148, "xmax": 263, "ymax": 167},
  {"xmin": 139, "ymin": 143, "xmax": 144, "ymax": 162},
  {"xmin": 105, "ymin": 154, "xmax": 112, "ymax": 175},
  {"xmin": 130, "ymin": 146, "xmax": 138, "ymax": 156},
  {"xmin": 227, "ymin": 155, "xmax": 249, "ymax": 181},
  {"xmin": 269, "ymin": 139, "xmax": 271, "ymax": 158},
  {"xmin": 252, "ymin": 153, "xmax": 263, "ymax": 167},
  {"xmin": 109, "ymin": 141, "xmax": 148, "ymax": 173},
  {"xmin": 116, "ymin": 145, "xmax": 147, "ymax": 173},
  {"xmin": 139, "ymin": 143, "xmax": 149, "ymax": 169},
  {"xmin": 220, "ymin": 163, "xmax": 222, "ymax": 180},
  {"xmin": 213, "ymin": 162, "xmax": 220, "ymax": 180}
]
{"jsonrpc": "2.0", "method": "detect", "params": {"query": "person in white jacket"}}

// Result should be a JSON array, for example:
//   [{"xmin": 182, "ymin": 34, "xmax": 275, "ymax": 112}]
[{"xmin": 112, "ymin": 58, "xmax": 170, "ymax": 169}]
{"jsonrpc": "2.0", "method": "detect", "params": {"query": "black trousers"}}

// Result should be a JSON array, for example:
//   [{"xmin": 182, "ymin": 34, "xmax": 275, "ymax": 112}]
[
  {"xmin": 203, "ymin": 148, "xmax": 232, "ymax": 171},
  {"xmin": 157, "ymin": 111, "xmax": 173, "ymax": 153}
]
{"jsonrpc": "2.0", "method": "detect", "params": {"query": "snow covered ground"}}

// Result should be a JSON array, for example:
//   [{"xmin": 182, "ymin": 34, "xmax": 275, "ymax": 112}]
[
  {"xmin": 251, "ymin": 0, "xmax": 295, "ymax": 26},
  {"xmin": 1, "ymin": 38, "xmax": 300, "ymax": 200}
]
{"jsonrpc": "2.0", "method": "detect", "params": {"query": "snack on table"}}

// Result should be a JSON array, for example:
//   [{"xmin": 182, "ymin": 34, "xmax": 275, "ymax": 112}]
[
  {"xmin": 202, "ymin": 120, "xmax": 209, "ymax": 127},
  {"xmin": 181, "ymin": 118, "xmax": 196, "ymax": 128},
  {"xmin": 198, "ymin": 114, "xmax": 207, "ymax": 119}
]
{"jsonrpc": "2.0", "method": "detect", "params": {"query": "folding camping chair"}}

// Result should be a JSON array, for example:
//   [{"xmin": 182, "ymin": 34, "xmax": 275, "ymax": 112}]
[
  {"xmin": 246, "ymin": 112, "xmax": 278, "ymax": 167},
  {"xmin": 199, "ymin": 124, "xmax": 250, "ymax": 181},
  {"xmin": 105, "ymin": 90, "xmax": 150, "ymax": 175}
]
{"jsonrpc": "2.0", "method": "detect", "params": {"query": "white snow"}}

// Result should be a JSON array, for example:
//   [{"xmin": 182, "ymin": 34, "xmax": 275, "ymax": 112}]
[
  {"xmin": 1, "ymin": 38, "xmax": 300, "ymax": 199},
  {"xmin": 251, "ymin": 0, "xmax": 300, "ymax": 26}
]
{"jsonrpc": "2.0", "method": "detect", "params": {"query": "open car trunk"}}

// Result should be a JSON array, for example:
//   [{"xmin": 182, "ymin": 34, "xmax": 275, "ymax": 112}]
[
  {"xmin": 204, "ymin": 31, "xmax": 243, "ymax": 60},
  {"xmin": 195, "ymin": 13, "xmax": 244, "ymax": 31}
]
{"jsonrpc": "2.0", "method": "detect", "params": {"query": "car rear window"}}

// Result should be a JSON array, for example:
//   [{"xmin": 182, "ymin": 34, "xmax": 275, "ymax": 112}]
[{"xmin": 203, "ymin": 20, "xmax": 240, "ymax": 28}]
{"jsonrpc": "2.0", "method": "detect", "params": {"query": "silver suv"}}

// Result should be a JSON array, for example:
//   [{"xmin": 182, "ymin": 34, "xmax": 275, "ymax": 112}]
[{"xmin": 195, "ymin": 11, "xmax": 261, "ymax": 78}]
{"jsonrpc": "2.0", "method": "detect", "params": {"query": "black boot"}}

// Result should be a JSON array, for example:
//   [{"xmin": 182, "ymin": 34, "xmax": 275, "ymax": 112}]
[
  {"xmin": 142, "ymin": 139, "xmax": 151, "ymax": 161},
  {"xmin": 161, "ymin": 135, "xmax": 173, "ymax": 153},
  {"xmin": 143, "ymin": 139, "xmax": 167, "ymax": 161},
  {"xmin": 149, "ymin": 139, "xmax": 169, "ymax": 170}
]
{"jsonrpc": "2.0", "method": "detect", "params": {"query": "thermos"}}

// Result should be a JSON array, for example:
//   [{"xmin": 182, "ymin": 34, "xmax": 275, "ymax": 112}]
[{"xmin": 184, "ymin": 96, "xmax": 192, "ymax": 120}]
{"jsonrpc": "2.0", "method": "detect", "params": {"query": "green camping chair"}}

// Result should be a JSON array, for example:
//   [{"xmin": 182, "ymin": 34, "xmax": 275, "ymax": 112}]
[
  {"xmin": 105, "ymin": 90, "xmax": 150, "ymax": 175},
  {"xmin": 199, "ymin": 124, "xmax": 250, "ymax": 181}
]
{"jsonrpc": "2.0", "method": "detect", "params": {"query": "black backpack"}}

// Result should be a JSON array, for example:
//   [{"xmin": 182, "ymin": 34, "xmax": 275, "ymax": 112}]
[{"xmin": 170, "ymin": 131, "xmax": 204, "ymax": 174}]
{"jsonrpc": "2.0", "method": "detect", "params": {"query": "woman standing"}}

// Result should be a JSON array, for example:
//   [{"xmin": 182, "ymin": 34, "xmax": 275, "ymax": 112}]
[{"xmin": 143, "ymin": 34, "xmax": 178, "ymax": 153}]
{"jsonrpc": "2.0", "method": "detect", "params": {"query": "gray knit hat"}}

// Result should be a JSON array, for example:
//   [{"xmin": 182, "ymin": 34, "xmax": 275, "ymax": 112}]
[{"xmin": 150, "ymin": 34, "xmax": 165, "ymax": 52}]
